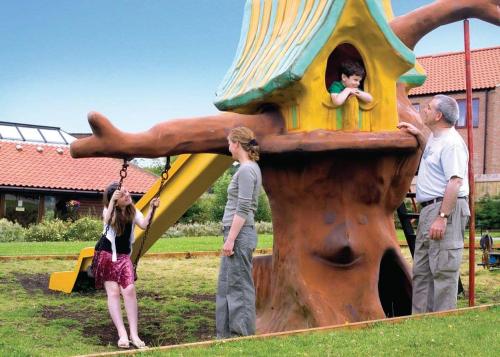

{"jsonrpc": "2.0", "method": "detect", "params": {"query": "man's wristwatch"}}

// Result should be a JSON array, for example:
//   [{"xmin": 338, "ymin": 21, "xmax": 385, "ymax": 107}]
[{"xmin": 439, "ymin": 212, "xmax": 449, "ymax": 219}]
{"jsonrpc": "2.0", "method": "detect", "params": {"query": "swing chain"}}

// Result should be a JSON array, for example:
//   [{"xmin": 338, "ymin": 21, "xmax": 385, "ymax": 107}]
[
  {"xmin": 104, "ymin": 159, "xmax": 129, "ymax": 236},
  {"xmin": 134, "ymin": 157, "xmax": 171, "ymax": 268},
  {"xmin": 118, "ymin": 159, "xmax": 129, "ymax": 185},
  {"xmin": 156, "ymin": 157, "xmax": 171, "ymax": 197}
]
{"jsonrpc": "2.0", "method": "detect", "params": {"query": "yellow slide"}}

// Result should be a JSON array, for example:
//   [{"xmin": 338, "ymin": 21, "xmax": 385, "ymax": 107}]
[{"xmin": 49, "ymin": 153, "xmax": 233, "ymax": 293}]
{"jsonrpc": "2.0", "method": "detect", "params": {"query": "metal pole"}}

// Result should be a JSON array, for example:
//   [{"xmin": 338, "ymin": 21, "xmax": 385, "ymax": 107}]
[{"xmin": 463, "ymin": 19, "xmax": 475, "ymax": 307}]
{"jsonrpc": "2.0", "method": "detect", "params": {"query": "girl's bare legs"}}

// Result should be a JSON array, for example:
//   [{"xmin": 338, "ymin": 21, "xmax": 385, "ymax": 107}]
[
  {"xmin": 104, "ymin": 281, "xmax": 129, "ymax": 345},
  {"xmin": 121, "ymin": 284, "xmax": 144, "ymax": 346}
]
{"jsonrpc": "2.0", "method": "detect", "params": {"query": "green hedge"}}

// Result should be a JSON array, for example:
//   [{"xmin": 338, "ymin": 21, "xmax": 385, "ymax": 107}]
[
  {"xmin": 475, "ymin": 194, "xmax": 500, "ymax": 229},
  {"xmin": 0, "ymin": 217, "xmax": 274, "ymax": 242},
  {"xmin": 25, "ymin": 219, "xmax": 69, "ymax": 242},
  {"xmin": 63, "ymin": 216, "xmax": 103, "ymax": 241},
  {"xmin": 0, "ymin": 219, "xmax": 25, "ymax": 242},
  {"xmin": 1, "ymin": 218, "xmax": 102, "ymax": 243},
  {"xmin": 162, "ymin": 221, "xmax": 273, "ymax": 238}
]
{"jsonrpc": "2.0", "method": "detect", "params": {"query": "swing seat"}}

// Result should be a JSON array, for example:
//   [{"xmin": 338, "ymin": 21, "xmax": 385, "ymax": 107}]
[{"xmin": 49, "ymin": 247, "xmax": 94, "ymax": 293}]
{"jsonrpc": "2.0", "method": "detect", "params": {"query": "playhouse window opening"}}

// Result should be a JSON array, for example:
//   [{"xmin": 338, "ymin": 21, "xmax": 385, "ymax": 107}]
[{"xmin": 325, "ymin": 43, "xmax": 367, "ymax": 92}]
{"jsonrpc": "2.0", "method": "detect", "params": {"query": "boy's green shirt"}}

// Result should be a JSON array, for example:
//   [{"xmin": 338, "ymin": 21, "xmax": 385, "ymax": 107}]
[{"xmin": 328, "ymin": 81, "xmax": 345, "ymax": 94}]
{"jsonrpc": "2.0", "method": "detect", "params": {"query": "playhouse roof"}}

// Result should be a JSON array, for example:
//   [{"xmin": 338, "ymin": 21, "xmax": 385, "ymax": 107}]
[
  {"xmin": 0, "ymin": 140, "xmax": 157, "ymax": 194},
  {"xmin": 214, "ymin": 0, "xmax": 414, "ymax": 111}
]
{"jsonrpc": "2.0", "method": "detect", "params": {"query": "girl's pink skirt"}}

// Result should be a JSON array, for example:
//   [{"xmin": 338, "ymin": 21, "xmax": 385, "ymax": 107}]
[{"xmin": 94, "ymin": 250, "xmax": 135, "ymax": 289}]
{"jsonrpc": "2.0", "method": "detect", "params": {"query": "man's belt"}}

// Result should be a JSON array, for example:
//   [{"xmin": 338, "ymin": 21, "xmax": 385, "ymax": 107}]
[{"xmin": 420, "ymin": 196, "xmax": 468, "ymax": 208}]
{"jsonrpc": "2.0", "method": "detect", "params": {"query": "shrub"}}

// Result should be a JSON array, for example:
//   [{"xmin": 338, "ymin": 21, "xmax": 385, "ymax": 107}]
[
  {"xmin": 0, "ymin": 218, "xmax": 25, "ymax": 242},
  {"xmin": 256, "ymin": 190, "xmax": 272, "ymax": 222},
  {"xmin": 25, "ymin": 219, "xmax": 69, "ymax": 242},
  {"xmin": 178, "ymin": 194, "xmax": 212, "ymax": 224},
  {"xmin": 162, "ymin": 221, "xmax": 273, "ymax": 238},
  {"xmin": 255, "ymin": 221, "xmax": 273, "ymax": 234},
  {"xmin": 210, "ymin": 170, "xmax": 233, "ymax": 222},
  {"xmin": 476, "ymin": 194, "xmax": 500, "ymax": 229},
  {"xmin": 64, "ymin": 216, "xmax": 103, "ymax": 241},
  {"xmin": 164, "ymin": 222, "xmax": 222, "ymax": 238}
]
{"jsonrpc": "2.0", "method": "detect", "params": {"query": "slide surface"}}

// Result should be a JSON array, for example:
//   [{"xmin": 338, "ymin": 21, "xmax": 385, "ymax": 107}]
[{"xmin": 49, "ymin": 153, "xmax": 233, "ymax": 293}]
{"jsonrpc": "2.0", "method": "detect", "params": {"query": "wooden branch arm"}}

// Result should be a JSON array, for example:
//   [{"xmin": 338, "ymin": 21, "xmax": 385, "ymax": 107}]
[
  {"xmin": 70, "ymin": 110, "xmax": 285, "ymax": 158},
  {"xmin": 390, "ymin": 0, "xmax": 500, "ymax": 50}
]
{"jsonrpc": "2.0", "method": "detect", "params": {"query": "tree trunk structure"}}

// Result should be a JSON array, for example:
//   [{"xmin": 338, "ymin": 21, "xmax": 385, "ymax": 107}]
[{"xmin": 253, "ymin": 147, "xmax": 419, "ymax": 333}]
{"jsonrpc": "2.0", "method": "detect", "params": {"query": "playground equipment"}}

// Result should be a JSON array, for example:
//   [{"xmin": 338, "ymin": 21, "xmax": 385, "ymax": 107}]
[
  {"xmin": 479, "ymin": 250, "xmax": 500, "ymax": 270},
  {"xmin": 49, "ymin": 154, "xmax": 232, "ymax": 293},
  {"xmin": 57, "ymin": 0, "xmax": 499, "ymax": 333}
]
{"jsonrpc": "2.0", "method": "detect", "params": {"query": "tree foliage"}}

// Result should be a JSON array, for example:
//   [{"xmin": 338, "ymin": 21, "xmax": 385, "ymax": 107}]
[{"xmin": 475, "ymin": 195, "xmax": 500, "ymax": 229}]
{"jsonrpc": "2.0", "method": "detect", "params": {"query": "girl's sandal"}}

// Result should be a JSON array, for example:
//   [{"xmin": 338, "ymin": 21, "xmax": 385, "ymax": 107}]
[
  {"xmin": 117, "ymin": 338, "xmax": 130, "ymax": 349},
  {"xmin": 130, "ymin": 339, "xmax": 147, "ymax": 349}
]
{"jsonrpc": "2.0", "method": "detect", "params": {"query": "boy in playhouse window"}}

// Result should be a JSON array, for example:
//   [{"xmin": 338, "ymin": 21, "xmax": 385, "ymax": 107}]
[{"xmin": 329, "ymin": 60, "xmax": 373, "ymax": 106}]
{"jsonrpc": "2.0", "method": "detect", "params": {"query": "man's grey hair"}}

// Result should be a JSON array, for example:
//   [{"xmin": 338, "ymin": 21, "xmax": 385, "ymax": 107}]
[{"xmin": 434, "ymin": 94, "xmax": 459, "ymax": 126}]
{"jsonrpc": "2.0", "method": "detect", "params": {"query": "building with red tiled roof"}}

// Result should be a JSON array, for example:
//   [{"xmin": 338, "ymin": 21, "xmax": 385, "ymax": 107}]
[
  {"xmin": 410, "ymin": 46, "xmax": 500, "ymax": 96},
  {"xmin": 409, "ymin": 47, "xmax": 500, "ymax": 190},
  {"xmin": 0, "ymin": 122, "xmax": 157, "ymax": 226}
]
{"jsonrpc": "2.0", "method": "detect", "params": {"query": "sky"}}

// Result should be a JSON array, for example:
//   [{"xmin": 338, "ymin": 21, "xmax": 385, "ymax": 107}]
[{"xmin": 0, "ymin": 0, "xmax": 498, "ymax": 134}]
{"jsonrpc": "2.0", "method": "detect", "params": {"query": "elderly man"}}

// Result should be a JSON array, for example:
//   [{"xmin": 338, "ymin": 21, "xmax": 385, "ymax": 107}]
[{"xmin": 398, "ymin": 94, "xmax": 470, "ymax": 313}]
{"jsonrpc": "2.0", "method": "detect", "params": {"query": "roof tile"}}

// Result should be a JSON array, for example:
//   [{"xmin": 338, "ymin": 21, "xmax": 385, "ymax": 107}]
[
  {"xmin": 0, "ymin": 141, "xmax": 157, "ymax": 193},
  {"xmin": 409, "ymin": 46, "xmax": 500, "ymax": 96}
]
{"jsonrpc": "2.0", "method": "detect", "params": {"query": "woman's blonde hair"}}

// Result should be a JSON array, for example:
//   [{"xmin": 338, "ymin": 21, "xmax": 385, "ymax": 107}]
[
  {"xmin": 104, "ymin": 182, "xmax": 136, "ymax": 236},
  {"xmin": 229, "ymin": 127, "xmax": 260, "ymax": 161}
]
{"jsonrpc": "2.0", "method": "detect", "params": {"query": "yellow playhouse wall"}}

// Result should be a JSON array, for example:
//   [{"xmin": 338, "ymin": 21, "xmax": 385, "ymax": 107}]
[{"xmin": 281, "ymin": 0, "xmax": 414, "ymax": 133}]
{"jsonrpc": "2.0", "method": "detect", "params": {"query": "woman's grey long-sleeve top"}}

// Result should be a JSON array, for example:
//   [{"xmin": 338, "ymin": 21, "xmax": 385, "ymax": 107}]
[{"xmin": 222, "ymin": 161, "xmax": 262, "ymax": 227}]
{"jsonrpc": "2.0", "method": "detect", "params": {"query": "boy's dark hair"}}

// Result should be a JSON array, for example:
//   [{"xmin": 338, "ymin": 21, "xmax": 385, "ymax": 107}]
[{"xmin": 340, "ymin": 60, "xmax": 365, "ymax": 78}]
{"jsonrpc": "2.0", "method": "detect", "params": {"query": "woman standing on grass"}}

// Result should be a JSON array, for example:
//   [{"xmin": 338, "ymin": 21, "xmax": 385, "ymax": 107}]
[
  {"xmin": 96, "ymin": 182, "xmax": 159, "ymax": 349},
  {"xmin": 216, "ymin": 126, "xmax": 262, "ymax": 338}
]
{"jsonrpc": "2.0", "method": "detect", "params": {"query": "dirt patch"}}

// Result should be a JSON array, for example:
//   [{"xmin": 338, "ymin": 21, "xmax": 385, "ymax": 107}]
[
  {"xmin": 41, "ymin": 292, "xmax": 216, "ymax": 347},
  {"xmin": 138, "ymin": 291, "xmax": 214, "ymax": 303},
  {"xmin": 189, "ymin": 293, "xmax": 215, "ymax": 303},
  {"xmin": 137, "ymin": 290, "xmax": 164, "ymax": 302},
  {"xmin": 13, "ymin": 272, "xmax": 105, "ymax": 297},
  {"xmin": 14, "ymin": 273, "xmax": 55, "ymax": 295},
  {"xmin": 42, "ymin": 305, "xmax": 118, "ymax": 344}
]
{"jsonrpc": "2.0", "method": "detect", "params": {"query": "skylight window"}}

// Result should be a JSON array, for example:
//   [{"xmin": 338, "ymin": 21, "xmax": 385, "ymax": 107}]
[
  {"xmin": 39, "ymin": 129, "xmax": 67, "ymax": 144},
  {"xmin": 60, "ymin": 131, "xmax": 76, "ymax": 144},
  {"xmin": 0, "ymin": 125, "xmax": 22, "ymax": 140},
  {"xmin": 0, "ymin": 122, "xmax": 77, "ymax": 144},
  {"xmin": 18, "ymin": 127, "xmax": 44, "ymax": 142}
]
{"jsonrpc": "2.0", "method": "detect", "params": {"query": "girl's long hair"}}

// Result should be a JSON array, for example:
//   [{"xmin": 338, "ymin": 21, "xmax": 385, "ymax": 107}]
[
  {"xmin": 104, "ymin": 182, "xmax": 136, "ymax": 236},
  {"xmin": 228, "ymin": 127, "xmax": 260, "ymax": 161}
]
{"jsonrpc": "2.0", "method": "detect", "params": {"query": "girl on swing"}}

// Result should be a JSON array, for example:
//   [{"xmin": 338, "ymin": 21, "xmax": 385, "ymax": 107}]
[{"xmin": 95, "ymin": 182, "xmax": 159, "ymax": 349}]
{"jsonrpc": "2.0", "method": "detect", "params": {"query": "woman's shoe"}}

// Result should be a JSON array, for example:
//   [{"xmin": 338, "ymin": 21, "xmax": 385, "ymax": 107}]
[
  {"xmin": 117, "ymin": 337, "xmax": 130, "ymax": 349},
  {"xmin": 130, "ymin": 338, "xmax": 147, "ymax": 349}
]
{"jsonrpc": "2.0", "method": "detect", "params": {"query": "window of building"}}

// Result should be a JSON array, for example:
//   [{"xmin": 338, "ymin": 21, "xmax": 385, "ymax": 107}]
[
  {"xmin": 0, "ymin": 125, "xmax": 22, "ymax": 140},
  {"xmin": 18, "ymin": 127, "xmax": 44, "ymax": 142},
  {"xmin": 0, "ymin": 122, "xmax": 76, "ymax": 144},
  {"xmin": 44, "ymin": 196, "xmax": 56, "ymax": 220},
  {"xmin": 39, "ymin": 129, "xmax": 67, "ymax": 144},
  {"xmin": 4, "ymin": 193, "xmax": 40, "ymax": 227},
  {"xmin": 60, "ymin": 131, "xmax": 76, "ymax": 144},
  {"xmin": 456, "ymin": 98, "xmax": 479, "ymax": 128}
]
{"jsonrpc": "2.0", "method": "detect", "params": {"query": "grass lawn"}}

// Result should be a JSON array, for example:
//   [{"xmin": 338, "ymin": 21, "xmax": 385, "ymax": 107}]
[
  {"xmin": 143, "ymin": 306, "xmax": 500, "ymax": 356},
  {"xmin": 0, "ymin": 247, "xmax": 498, "ymax": 356},
  {"xmin": 0, "ymin": 229, "xmax": 496, "ymax": 256},
  {"xmin": 0, "ymin": 235, "xmax": 274, "ymax": 256}
]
